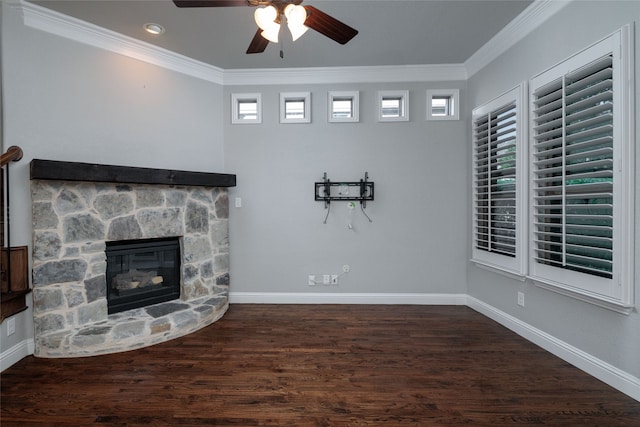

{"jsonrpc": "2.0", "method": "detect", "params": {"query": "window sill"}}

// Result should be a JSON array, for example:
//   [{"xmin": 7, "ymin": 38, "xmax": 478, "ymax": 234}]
[
  {"xmin": 471, "ymin": 260, "xmax": 527, "ymax": 282},
  {"xmin": 531, "ymin": 277, "xmax": 635, "ymax": 315},
  {"xmin": 427, "ymin": 115, "xmax": 460, "ymax": 121}
]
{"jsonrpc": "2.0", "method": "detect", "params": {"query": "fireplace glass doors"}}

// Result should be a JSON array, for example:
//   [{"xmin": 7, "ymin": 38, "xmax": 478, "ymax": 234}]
[{"xmin": 106, "ymin": 237, "xmax": 181, "ymax": 314}]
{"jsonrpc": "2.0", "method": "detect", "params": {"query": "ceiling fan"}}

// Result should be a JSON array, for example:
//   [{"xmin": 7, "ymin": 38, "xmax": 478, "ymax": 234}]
[{"xmin": 173, "ymin": 1, "xmax": 358, "ymax": 54}]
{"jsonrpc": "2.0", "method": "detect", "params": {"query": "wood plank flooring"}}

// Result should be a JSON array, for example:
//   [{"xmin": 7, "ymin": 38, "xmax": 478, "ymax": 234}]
[{"xmin": 2, "ymin": 304, "xmax": 639, "ymax": 426}]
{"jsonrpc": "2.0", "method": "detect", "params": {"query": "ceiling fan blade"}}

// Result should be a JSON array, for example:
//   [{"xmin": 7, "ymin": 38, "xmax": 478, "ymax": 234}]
[
  {"xmin": 173, "ymin": 1, "xmax": 248, "ymax": 7},
  {"xmin": 303, "ymin": 5, "xmax": 358, "ymax": 45},
  {"xmin": 246, "ymin": 28, "xmax": 269, "ymax": 54}
]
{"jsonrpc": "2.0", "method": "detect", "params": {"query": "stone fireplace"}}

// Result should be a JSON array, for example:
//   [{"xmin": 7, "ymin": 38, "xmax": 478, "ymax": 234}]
[{"xmin": 29, "ymin": 160, "xmax": 236, "ymax": 357}]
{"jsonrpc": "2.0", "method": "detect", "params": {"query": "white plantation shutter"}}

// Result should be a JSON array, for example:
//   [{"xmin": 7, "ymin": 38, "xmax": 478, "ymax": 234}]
[
  {"xmin": 532, "ymin": 55, "xmax": 614, "ymax": 278},
  {"xmin": 528, "ymin": 28, "xmax": 634, "ymax": 310},
  {"xmin": 472, "ymin": 85, "xmax": 525, "ymax": 275},
  {"xmin": 474, "ymin": 102, "xmax": 517, "ymax": 256}
]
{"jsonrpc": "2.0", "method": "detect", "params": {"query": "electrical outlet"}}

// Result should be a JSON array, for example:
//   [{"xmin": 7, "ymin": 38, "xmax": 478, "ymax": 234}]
[
  {"xmin": 7, "ymin": 317, "xmax": 16, "ymax": 336},
  {"xmin": 517, "ymin": 292, "xmax": 525, "ymax": 307},
  {"xmin": 308, "ymin": 275, "xmax": 316, "ymax": 286},
  {"xmin": 323, "ymin": 274, "xmax": 331, "ymax": 285},
  {"xmin": 235, "ymin": 197, "xmax": 242, "ymax": 208},
  {"xmin": 331, "ymin": 275, "xmax": 338, "ymax": 285}
]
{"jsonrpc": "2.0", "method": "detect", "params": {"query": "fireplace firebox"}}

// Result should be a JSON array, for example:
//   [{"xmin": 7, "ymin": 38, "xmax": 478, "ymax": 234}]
[{"xmin": 106, "ymin": 237, "xmax": 181, "ymax": 314}]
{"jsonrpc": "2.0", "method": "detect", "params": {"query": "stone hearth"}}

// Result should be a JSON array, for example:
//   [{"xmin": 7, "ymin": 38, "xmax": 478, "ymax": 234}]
[{"xmin": 29, "ymin": 161, "xmax": 234, "ymax": 357}]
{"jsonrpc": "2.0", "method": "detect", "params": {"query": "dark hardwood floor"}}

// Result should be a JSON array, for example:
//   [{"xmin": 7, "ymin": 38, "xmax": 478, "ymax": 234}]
[{"xmin": 2, "ymin": 305, "xmax": 639, "ymax": 426}]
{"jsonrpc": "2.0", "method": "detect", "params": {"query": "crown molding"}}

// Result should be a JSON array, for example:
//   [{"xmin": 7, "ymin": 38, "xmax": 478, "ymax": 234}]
[
  {"xmin": 465, "ymin": 0, "xmax": 573, "ymax": 78},
  {"xmin": 17, "ymin": 0, "xmax": 570, "ymax": 85},
  {"xmin": 18, "ymin": 0, "xmax": 225, "ymax": 84},
  {"xmin": 223, "ymin": 63, "xmax": 467, "ymax": 85},
  {"xmin": 16, "ymin": 0, "xmax": 466, "ymax": 86}
]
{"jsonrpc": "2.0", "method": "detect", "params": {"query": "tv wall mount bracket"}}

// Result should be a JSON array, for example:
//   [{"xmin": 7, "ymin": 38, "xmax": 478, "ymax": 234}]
[{"xmin": 314, "ymin": 172, "xmax": 374, "ymax": 209}]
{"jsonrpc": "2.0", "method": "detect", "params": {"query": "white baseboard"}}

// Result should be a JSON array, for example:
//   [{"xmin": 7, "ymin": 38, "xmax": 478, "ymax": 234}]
[
  {"xmin": 467, "ymin": 296, "xmax": 640, "ymax": 402},
  {"xmin": 229, "ymin": 292, "xmax": 467, "ymax": 305},
  {"xmin": 0, "ymin": 339, "xmax": 35, "ymax": 372}
]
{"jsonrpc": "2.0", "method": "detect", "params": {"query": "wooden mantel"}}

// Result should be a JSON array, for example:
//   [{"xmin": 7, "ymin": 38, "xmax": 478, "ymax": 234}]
[{"xmin": 30, "ymin": 159, "xmax": 236, "ymax": 188}]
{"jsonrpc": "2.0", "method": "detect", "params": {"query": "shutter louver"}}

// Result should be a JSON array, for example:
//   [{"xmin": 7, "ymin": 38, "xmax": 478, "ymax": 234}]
[
  {"xmin": 473, "ymin": 101, "xmax": 518, "ymax": 257},
  {"xmin": 532, "ymin": 54, "xmax": 614, "ymax": 279}
]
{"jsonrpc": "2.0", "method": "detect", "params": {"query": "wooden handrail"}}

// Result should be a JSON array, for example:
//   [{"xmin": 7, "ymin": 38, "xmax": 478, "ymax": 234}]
[{"xmin": 1, "ymin": 146, "xmax": 23, "ymax": 168}]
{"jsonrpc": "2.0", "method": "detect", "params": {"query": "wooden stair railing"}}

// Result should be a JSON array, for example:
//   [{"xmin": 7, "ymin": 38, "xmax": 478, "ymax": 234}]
[
  {"xmin": 1, "ymin": 145, "xmax": 29, "ymax": 323},
  {"xmin": 0, "ymin": 146, "xmax": 23, "ymax": 167}
]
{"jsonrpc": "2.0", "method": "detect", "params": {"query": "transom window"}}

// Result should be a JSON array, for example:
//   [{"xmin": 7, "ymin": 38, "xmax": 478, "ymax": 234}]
[
  {"xmin": 378, "ymin": 90, "xmax": 409, "ymax": 122},
  {"xmin": 382, "ymin": 98, "xmax": 402, "ymax": 117},
  {"xmin": 231, "ymin": 93, "xmax": 261, "ymax": 124},
  {"xmin": 431, "ymin": 96, "xmax": 451, "ymax": 116},
  {"xmin": 285, "ymin": 99, "xmax": 305, "ymax": 119},
  {"xmin": 238, "ymin": 100, "xmax": 258, "ymax": 120},
  {"xmin": 280, "ymin": 92, "xmax": 311, "ymax": 123},
  {"xmin": 427, "ymin": 89, "xmax": 460, "ymax": 120},
  {"xmin": 328, "ymin": 91, "xmax": 359, "ymax": 123}
]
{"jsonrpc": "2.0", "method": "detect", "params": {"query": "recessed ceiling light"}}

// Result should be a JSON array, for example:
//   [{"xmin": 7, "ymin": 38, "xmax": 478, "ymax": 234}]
[{"xmin": 144, "ymin": 23, "xmax": 165, "ymax": 35}]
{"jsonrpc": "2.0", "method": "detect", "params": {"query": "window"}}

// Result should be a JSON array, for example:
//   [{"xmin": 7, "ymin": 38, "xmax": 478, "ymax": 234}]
[
  {"xmin": 280, "ymin": 92, "xmax": 311, "ymax": 123},
  {"xmin": 231, "ymin": 93, "xmax": 261, "ymax": 124},
  {"xmin": 328, "ymin": 91, "xmax": 359, "ymax": 122},
  {"xmin": 238, "ymin": 101, "xmax": 258, "ymax": 120},
  {"xmin": 472, "ymin": 84, "xmax": 526, "ymax": 276},
  {"xmin": 529, "ymin": 27, "xmax": 634, "ymax": 311},
  {"xmin": 378, "ymin": 90, "xmax": 409, "ymax": 122},
  {"xmin": 427, "ymin": 89, "xmax": 460, "ymax": 120},
  {"xmin": 432, "ymin": 97, "xmax": 451, "ymax": 116}
]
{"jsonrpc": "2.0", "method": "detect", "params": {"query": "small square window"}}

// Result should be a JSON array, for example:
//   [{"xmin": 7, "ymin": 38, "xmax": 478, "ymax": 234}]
[
  {"xmin": 328, "ymin": 91, "xmax": 359, "ymax": 123},
  {"xmin": 238, "ymin": 100, "xmax": 258, "ymax": 119},
  {"xmin": 231, "ymin": 93, "xmax": 261, "ymax": 124},
  {"xmin": 378, "ymin": 90, "xmax": 409, "ymax": 122},
  {"xmin": 427, "ymin": 89, "xmax": 460, "ymax": 120},
  {"xmin": 280, "ymin": 92, "xmax": 311, "ymax": 123},
  {"xmin": 431, "ymin": 96, "xmax": 451, "ymax": 116}
]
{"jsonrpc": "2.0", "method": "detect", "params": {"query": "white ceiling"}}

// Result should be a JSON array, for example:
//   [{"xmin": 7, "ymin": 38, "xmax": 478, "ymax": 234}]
[{"xmin": 30, "ymin": 0, "xmax": 533, "ymax": 70}]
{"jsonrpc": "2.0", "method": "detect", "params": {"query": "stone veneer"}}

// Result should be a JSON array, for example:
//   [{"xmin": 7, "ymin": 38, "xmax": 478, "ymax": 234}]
[{"xmin": 30, "ymin": 180, "xmax": 230, "ymax": 357}]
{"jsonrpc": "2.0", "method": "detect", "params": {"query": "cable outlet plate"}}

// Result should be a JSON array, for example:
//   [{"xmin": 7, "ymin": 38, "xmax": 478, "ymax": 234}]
[{"xmin": 331, "ymin": 275, "xmax": 338, "ymax": 285}]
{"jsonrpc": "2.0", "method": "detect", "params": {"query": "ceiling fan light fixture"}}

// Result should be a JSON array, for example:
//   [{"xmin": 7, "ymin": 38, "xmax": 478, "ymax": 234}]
[
  {"xmin": 283, "ymin": 4, "xmax": 303, "ymax": 20},
  {"xmin": 284, "ymin": 4, "xmax": 308, "ymax": 41},
  {"xmin": 288, "ymin": 22, "xmax": 308, "ymax": 42},
  {"xmin": 261, "ymin": 23, "xmax": 280, "ymax": 43},
  {"xmin": 254, "ymin": 5, "xmax": 278, "ymax": 30}
]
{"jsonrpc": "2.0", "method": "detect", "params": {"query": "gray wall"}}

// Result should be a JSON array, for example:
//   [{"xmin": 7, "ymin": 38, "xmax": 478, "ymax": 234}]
[
  {"xmin": 224, "ymin": 82, "xmax": 468, "ymax": 296},
  {"xmin": 466, "ymin": 0, "xmax": 640, "ymax": 379},
  {"xmin": 2, "ymin": 0, "xmax": 638, "ymax": 396},
  {"xmin": 0, "ymin": 3, "xmax": 224, "ymax": 354}
]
